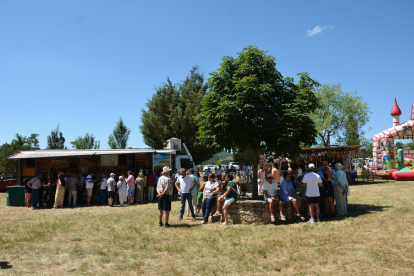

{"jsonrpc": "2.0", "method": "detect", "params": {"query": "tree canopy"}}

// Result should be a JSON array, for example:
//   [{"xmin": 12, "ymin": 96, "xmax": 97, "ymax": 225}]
[
  {"xmin": 70, "ymin": 133, "xmax": 100, "ymax": 149},
  {"xmin": 311, "ymin": 83, "xmax": 371, "ymax": 147},
  {"xmin": 196, "ymin": 45, "xmax": 320, "ymax": 198},
  {"xmin": 140, "ymin": 65, "xmax": 218, "ymax": 165},
  {"xmin": 47, "ymin": 124, "xmax": 66, "ymax": 149},
  {"xmin": 108, "ymin": 117, "xmax": 131, "ymax": 149},
  {"xmin": 0, "ymin": 134, "xmax": 39, "ymax": 174}
]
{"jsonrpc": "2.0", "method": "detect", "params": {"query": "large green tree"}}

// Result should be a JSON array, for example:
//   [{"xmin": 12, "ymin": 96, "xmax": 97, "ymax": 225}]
[
  {"xmin": 311, "ymin": 83, "xmax": 371, "ymax": 147},
  {"xmin": 108, "ymin": 117, "xmax": 131, "ymax": 149},
  {"xmin": 0, "ymin": 134, "xmax": 40, "ymax": 174},
  {"xmin": 47, "ymin": 124, "xmax": 66, "ymax": 149},
  {"xmin": 196, "ymin": 46, "xmax": 320, "ymax": 198},
  {"xmin": 70, "ymin": 133, "xmax": 100, "ymax": 149},
  {"xmin": 140, "ymin": 65, "xmax": 218, "ymax": 164}
]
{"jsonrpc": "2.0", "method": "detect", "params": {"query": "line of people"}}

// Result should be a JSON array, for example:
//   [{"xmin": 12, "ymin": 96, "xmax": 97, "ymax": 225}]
[{"xmin": 25, "ymin": 170, "xmax": 160, "ymax": 209}]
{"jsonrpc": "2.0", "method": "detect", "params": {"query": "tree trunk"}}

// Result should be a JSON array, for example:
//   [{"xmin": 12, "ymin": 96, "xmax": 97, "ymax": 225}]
[{"xmin": 252, "ymin": 148, "xmax": 259, "ymax": 199}]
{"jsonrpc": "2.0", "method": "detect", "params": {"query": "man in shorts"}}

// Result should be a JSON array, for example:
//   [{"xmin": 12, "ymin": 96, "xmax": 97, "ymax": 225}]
[
  {"xmin": 321, "ymin": 157, "xmax": 335, "ymax": 219},
  {"xmin": 302, "ymin": 163, "xmax": 323, "ymax": 223},
  {"xmin": 156, "ymin": 166, "xmax": 173, "ymax": 227},
  {"xmin": 263, "ymin": 174, "xmax": 285, "ymax": 222},
  {"xmin": 106, "ymin": 173, "xmax": 117, "ymax": 207}
]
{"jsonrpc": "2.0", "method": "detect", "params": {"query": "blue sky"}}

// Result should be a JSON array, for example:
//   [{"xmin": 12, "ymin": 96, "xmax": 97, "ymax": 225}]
[{"xmin": 1, "ymin": 0, "xmax": 413, "ymax": 150}]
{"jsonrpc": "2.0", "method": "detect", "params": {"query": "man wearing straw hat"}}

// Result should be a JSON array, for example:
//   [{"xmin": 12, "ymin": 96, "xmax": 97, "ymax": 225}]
[{"xmin": 156, "ymin": 166, "xmax": 173, "ymax": 227}]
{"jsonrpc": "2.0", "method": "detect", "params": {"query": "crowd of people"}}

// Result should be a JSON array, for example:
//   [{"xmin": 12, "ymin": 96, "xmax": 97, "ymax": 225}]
[{"xmin": 24, "ymin": 157, "xmax": 349, "ymax": 226}]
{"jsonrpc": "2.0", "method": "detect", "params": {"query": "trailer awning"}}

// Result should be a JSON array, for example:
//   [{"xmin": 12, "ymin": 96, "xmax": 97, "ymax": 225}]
[{"xmin": 7, "ymin": 149, "xmax": 176, "ymax": 159}]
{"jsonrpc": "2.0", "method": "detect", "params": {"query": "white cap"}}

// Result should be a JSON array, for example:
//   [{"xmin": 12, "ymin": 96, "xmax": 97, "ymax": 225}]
[
  {"xmin": 267, "ymin": 174, "xmax": 273, "ymax": 178},
  {"xmin": 110, "ymin": 173, "xmax": 116, "ymax": 176},
  {"xmin": 308, "ymin": 163, "xmax": 315, "ymax": 169},
  {"xmin": 119, "ymin": 176, "xmax": 123, "ymax": 180}
]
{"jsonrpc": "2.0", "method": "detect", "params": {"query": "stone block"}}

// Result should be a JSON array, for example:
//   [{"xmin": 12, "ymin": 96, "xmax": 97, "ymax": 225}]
[{"xmin": 210, "ymin": 214, "xmax": 221, "ymax": 223}]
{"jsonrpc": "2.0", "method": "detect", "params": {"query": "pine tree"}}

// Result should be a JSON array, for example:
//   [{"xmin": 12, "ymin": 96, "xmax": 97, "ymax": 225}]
[
  {"xmin": 47, "ymin": 124, "xmax": 66, "ymax": 149},
  {"xmin": 140, "ymin": 65, "xmax": 218, "ymax": 165},
  {"xmin": 108, "ymin": 118, "xmax": 131, "ymax": 149},
  {"xmin": 70, "ymin": 133, "xmax": 100, "ymax": 149}
]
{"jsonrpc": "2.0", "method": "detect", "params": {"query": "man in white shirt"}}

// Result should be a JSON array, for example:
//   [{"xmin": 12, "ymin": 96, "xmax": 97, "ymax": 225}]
[
  {"xmin": 175, "ymin": 168, "xmax": 198, "ymax": 221},
  {"xmin": 262, "ymin": 174, "xmax": 284, "ymax": 222},
  {"xmin": 302, "ymin": 163, "xmax": 323, "ymax": 223},
  {"xmin": 215, "ymin": 165, "xmax": 223, "ymax": 175}
]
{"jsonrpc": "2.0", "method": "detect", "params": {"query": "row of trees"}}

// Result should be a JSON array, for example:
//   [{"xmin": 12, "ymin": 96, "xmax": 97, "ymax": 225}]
[
  {"xmin": 44, "ymin": 118, "xmax": 131, "ymax": 150},
  {"xmin": 0, "ymin": 118, "xmax": 132, "ymax": 174}
]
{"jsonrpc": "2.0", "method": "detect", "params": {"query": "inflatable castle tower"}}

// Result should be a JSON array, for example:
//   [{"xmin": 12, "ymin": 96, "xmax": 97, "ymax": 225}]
[{"xmin": 373, "ymin": 98, "xmax": 414, "ymax": 169}]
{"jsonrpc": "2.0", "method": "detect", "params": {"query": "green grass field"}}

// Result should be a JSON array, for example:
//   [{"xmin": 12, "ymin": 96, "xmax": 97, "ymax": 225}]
[{"xmin": 0, "ymin": 179, "xmax": 413, "ymax": 275}]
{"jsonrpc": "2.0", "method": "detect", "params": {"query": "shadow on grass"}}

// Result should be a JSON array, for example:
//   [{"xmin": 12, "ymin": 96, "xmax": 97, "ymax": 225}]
[
  {"xmin": 0, "ymin": 262, "xmax": 12, "ymax": 269},
  {"xmin": 346, "ymin": 203, "xmax": 392, "ymax": 218},
  {"xmin": 350, "ymin": 178, "xmax": 397, "ymax": 186}
]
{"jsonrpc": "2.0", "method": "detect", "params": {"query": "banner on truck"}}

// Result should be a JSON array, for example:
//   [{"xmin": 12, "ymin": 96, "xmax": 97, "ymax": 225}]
[{"xmin": 153, "ymin": 153, "xmax": 171, "ymax": 176}]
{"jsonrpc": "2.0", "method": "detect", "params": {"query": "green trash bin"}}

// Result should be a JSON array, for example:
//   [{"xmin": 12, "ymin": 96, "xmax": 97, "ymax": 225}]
[{"xmin": 7, "ymin": 186, "xmax": 25, "ymax": 206}]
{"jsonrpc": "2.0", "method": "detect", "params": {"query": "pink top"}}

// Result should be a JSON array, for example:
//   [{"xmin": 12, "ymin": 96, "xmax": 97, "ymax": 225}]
[{"xmin": 126, "ymin": 175, "xmax": 135, "ymax": 187}]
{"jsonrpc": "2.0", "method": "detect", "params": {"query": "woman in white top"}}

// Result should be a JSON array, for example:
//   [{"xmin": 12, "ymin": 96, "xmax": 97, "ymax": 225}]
[
  {"xmin": 117, "ymin": 176, "xmax": 127, "ymax": 206},
  {"xmin": 200, "ymin": 174, "xmax": 221, "ymax": 224},
  {"xmin": 257, "ymin": 166, "xmax": 266, "ymax": 194}
]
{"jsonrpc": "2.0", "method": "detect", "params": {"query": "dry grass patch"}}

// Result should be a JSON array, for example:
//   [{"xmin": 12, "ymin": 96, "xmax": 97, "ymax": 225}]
[{"xmin": 0, "ymin": 180, "xmax": 414, "ymax": 275}]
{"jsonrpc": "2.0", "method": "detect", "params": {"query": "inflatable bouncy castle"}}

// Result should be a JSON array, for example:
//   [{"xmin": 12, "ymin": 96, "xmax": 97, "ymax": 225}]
[{"xmin": 373, "ymin": 98, "xmax": 414, "ymax": 180}]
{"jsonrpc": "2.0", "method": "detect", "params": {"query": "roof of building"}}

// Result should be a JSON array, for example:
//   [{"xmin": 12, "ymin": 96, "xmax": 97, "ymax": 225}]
[
  {"xmin": 7, "ymin": 148, "xmax": 176, "ymax": 159},
  {"xmin": 391, "ymin": 97, "xmax": 402, "ymax": 116}
]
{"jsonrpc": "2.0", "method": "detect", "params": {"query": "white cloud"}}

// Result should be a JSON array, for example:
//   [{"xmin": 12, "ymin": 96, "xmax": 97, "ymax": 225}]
[{"xmin": 307, "ymin": 25, "xmax": 334, "ymax": 36}]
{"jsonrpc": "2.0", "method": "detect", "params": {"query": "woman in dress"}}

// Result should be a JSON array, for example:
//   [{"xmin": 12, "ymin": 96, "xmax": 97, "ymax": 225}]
[
  {"xmin": 135, "ymin": 172, "xmax": 146, "ymax": 204},
  {"xmin": 257, "ymin": 166, "xmax": 266, "ymax": 194},
  {"xmin": 53, "ymin": 174, "xmax": 65, "ymax": 208},
  {"xmin": 41, "ymin": 173, "xmax": 55, "ymax": 208}
]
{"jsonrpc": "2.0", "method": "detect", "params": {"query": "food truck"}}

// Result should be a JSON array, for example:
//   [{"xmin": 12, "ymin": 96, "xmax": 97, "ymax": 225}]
[{"xmin": 8, "ymin": 138, "xmax": 194, "ymax": 185}]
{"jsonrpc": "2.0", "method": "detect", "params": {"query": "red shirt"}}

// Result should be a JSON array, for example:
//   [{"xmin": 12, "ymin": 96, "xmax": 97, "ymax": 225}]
[{"xmin": 147, "ymin": 175, "xmax": 156, "ymax": 187}]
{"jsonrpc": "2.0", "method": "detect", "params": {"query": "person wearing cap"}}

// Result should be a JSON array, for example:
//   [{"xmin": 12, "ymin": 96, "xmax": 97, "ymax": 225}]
[
  {"xmin": 98, "ymin": 174, "xmax": 108, "ymax": 206},
  {"xmin": 302, "ymin": 163, "xmax": 323, "ymax": 223},
  {"xmin": 105, "ymin": 173, "xmax": 116, "ymax": 207},
  {"xmin": 85, "ymin": 172, "xmax": 95, "ymax": 206},
  {"xmin": 263, "ymin": 173, "xmax": 285, "ymax": 222},
  {"xmin": 321, "ymin": 157, "xmax": 335, "ymax": 220},
  {"xmin": 280, "ymin": 172, "xmax": 305, "ymax": 220},
  {"xmin": 333, "ymin": 163, "xmax": 348, "ymax": 217},
  {"xmin": 27, "ymin": 174, "xmax": 43, "ymax": 209},
  {"xmin": 175, "ymin": 168, "xmax": 198, "ymax": 221},
  {"xmin": 156, "ymin": 166, "xmax": 173, "ymax": 227},
  {"xmin": 117, "ymin": 175, "xmax": 127, "ymax": 206}
]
